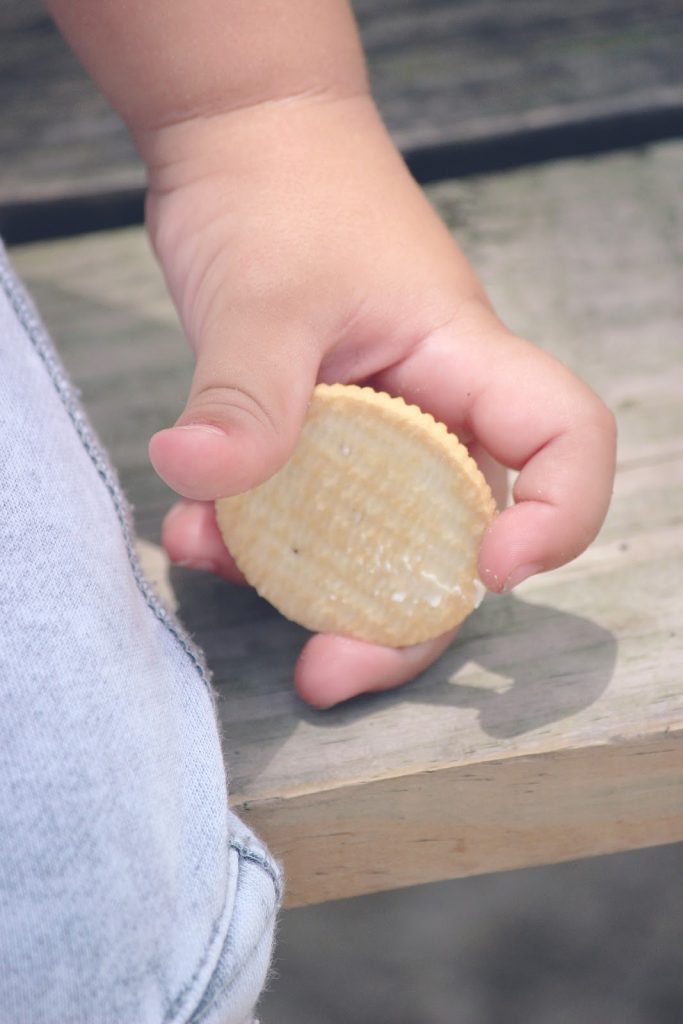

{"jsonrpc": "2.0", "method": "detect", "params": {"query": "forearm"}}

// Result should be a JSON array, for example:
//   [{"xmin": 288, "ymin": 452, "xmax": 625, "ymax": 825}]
[{"xmin": 44, "ymin": 0, "xmax": 369, "ymax": 152}]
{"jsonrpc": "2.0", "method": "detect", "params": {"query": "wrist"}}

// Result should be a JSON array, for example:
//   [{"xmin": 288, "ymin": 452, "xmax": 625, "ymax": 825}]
[
  {"xmin": 47, "ymin": 0, "xmax": 370, "ymax": 157},
  {"xmin": 140, "ymin": 86, "xmax": 378, "ymax": 195}
]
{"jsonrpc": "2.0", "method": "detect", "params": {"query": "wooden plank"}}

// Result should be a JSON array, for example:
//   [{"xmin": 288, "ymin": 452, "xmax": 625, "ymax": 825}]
[
  {"xmin": 246, "ymin": 738, "xmax": 683, "ymax": 905},
  {"xmin": 9, "ymin": 140, "xmax": 683, "ymax": 906},
  {"xmin": 2, "ymin": 0, "xmax": 683, "ymax": 212}
]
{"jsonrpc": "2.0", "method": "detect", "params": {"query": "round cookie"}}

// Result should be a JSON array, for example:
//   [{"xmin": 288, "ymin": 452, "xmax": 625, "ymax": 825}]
[{"xmin": 215, "ymin": 384, "xmax": 496, "ymax": 646}]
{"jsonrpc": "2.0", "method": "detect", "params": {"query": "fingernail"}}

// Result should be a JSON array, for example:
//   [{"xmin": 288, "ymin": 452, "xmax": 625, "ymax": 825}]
[
  {"xmin": 478, "ymin": 566, "xmax": 501, "ymax": 592},
  {"xmin": 174, "ymin": 423, "xmax": 226, "ymax": 438},
  {"xmin": 503, "ymin": 562, "xmax": 542, "ymax": 592},
  {"xmin": 176, "ymin": 558, "xmax": 218, "ymax": 574}
]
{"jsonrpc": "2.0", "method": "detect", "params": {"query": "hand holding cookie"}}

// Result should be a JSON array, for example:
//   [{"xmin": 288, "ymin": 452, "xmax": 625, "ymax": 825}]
[{"xmin": 150, "ymin": 100, "xmax": 616, "ymax": 707}]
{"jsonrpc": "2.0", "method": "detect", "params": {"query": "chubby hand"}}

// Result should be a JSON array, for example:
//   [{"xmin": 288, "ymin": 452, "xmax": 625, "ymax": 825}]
[{"xmin": 144, "ymin": 95, "xmax": 616, "ymax": 708}]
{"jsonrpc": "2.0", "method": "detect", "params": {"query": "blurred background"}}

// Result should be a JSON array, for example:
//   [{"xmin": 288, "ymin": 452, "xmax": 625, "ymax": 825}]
[
  {"xmin": 260, "ymin": 844, "xmax": 683, "ymax": 1023},
  {"xmin": 3, "ymin": 0, "xmax": 683, "ymax": 241},
  {"xmin": 2, "ymin": 2, "xmax": 683, "ymax": 1021}
]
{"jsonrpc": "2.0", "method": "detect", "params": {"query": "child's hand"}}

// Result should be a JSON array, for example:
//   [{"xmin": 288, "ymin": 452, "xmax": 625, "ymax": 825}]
[{"xmin": 147, "ymin": 96, "xmax": 616, "ymax": 708}]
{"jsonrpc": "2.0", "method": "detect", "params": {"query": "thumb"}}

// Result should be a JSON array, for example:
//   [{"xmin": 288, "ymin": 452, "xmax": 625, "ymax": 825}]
[{"xmin": 149, "ymin": 321, "xmax": 320, "ymax": 500}]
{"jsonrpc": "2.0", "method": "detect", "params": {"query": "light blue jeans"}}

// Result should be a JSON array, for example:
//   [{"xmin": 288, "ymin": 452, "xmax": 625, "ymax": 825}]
[{"xmin": 0, "ymin": 242, "xmax": 281, "ymax": 1024}]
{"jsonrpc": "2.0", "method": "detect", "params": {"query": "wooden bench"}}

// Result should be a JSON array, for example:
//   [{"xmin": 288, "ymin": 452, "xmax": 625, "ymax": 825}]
[{"xmin": 3, "ymin": 1, "xmax": 683, "ymax": 909}]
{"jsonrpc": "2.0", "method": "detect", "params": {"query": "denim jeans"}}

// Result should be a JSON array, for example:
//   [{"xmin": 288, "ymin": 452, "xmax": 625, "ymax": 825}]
[{"xmin": 0, "ymin": 242, "xmax": 281, "ymax": 1024}]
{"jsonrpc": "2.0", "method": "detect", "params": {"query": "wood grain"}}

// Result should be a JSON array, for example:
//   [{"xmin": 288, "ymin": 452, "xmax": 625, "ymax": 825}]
[
  {"xmin": 2, "ymin": 0, "xmax": 682, "ymax": 209},
  {"xmin": 9, "ymin": 141, "xmax": 683, "ymax": 906}
]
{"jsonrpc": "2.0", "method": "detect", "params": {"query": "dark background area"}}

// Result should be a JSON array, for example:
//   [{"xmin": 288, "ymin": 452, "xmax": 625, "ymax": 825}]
[{"xmin": 261, "ymin": 843, "xmax": 683, "ymax": 1023}]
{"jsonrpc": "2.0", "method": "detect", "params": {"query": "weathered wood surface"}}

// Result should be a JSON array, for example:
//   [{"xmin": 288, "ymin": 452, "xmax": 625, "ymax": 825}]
[
  {"xmin": 10, "ymin": 140, "xmax": 683, "ymax": 907},
  {"xmin": 2, "ymin": 0, "xmax": 683, "ymax": 211}
]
